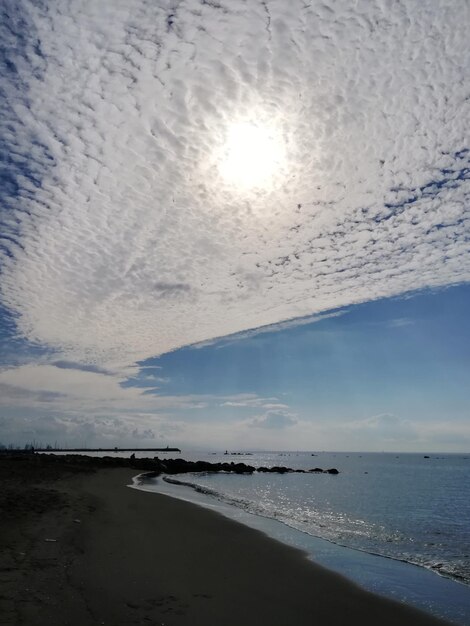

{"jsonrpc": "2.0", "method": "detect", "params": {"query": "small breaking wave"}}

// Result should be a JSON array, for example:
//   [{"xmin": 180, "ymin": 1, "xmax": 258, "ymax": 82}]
[{"xmin": 162, "ymin": 474, "xmax": 470, "ymax": 587}]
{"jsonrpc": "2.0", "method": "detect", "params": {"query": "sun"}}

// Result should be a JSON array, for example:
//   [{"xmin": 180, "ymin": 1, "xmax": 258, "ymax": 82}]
[{"xmin": 218, "ymin": 121, "xmax": 286, "ymax": 190}]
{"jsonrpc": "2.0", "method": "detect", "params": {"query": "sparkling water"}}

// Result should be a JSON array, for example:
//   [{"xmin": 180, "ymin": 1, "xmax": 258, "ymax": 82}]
[
  {"xmin": 156, "ymin": 451, "xmax": 470, "ymax": 586},
  {"xmin": 142, "ymin": 450, "xmax": 470, "ymax": 623},
  {"xmin": 54, "ymin": 448, "xmax": 470, "ymax": 622}
]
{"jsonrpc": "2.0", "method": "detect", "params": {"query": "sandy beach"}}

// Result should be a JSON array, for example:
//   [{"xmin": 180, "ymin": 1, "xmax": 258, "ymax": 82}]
[{"xmin": 0, "ymin": 455, "xmax": 452, "ymax": 626}]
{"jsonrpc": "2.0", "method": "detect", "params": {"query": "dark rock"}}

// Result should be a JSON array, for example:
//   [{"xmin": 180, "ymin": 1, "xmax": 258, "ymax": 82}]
[
  {"xmin": 257, "ymin": 466, "xmax": 292, "ymax": 474},
  {"xmin": 12, "ymin": 453, "xmax": 338, "ymax": 480}
]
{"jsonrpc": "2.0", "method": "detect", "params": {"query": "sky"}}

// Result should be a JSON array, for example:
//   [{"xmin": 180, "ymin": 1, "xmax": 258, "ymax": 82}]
[{"xmin": 0, "ymin": 0, "xmax": 469, "ymax": 452}]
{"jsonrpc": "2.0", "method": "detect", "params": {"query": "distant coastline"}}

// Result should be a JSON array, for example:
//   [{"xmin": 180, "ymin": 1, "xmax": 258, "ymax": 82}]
[{"xmin": 31, "ymin": 446, "xmax": 182, "ymax": 453}]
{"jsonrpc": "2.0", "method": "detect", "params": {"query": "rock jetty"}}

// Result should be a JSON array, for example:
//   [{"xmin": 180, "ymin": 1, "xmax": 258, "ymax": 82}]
[{"xmin": 1, "ymin": 452, "xmax": 339, "ymax": 477}]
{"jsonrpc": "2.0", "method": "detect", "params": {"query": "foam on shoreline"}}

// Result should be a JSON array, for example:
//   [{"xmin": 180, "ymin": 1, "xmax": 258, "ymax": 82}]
[{"xmin": 132, "ymin": 471, "xmax": 470, "ymax": 625}]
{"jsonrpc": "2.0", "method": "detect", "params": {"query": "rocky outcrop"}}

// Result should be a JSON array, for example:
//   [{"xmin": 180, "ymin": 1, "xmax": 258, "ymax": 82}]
[
  {"xmin": 256, "ymin": 466, "xmax": 339, "ymax": 474},
  {"xmin": 3, "ymin": 452, "xmax": 339, "ymax": 478},
  {"xmin": 257, "ymin": 466, "xmax": 291, "ymax": 473},
  {"xmin": 157, "ymin": 458, "xmax": 256, "ymax": 475}
]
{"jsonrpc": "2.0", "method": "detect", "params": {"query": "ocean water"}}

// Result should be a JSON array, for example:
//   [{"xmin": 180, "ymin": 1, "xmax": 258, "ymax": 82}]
[
  {"xmin": 160, "ymin": 451, "xmax": 470, "ymax": 584},
  {"xmin": 133, "ymin": 450, "xmax": 470, "ymax": 624}
]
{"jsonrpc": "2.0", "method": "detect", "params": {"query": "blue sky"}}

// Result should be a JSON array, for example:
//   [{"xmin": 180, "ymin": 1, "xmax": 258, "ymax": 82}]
[
  {"xmin": 0, "ymin": 1, "xmax": 469, "ymax": 451},
  {"xmin": 146, "ymin": 285, "xmax": 470, "ymax": 415},
  {"xmin": 129, "ymin": 284, "xmax": 470, "ymax": 451},
  {"xmin": 1, "ymin": 284, "xmax": 468, "ymax": 452}
]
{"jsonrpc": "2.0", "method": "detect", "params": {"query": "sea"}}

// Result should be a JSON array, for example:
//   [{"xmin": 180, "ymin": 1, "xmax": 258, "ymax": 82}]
[{"xmin": 129, "ymin": 450, "xmax": 470, "ymax": 625}]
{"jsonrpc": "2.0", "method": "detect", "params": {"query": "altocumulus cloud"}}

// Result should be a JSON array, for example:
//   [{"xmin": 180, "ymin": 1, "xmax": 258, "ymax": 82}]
[{"xmin": 0, "ymin": 0, "xmax": 469, "ymax": 374}]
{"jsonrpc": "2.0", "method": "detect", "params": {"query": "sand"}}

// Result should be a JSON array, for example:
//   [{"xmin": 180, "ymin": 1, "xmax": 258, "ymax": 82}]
[{"xmin": 0, "ymin": 455, "xmax": 452, "ymax": 625}]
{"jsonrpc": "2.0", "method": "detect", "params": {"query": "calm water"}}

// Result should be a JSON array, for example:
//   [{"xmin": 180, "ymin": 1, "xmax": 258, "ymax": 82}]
[{"xmin": 155, "ymin": 451, "xmax": 470, "ymax": 586}]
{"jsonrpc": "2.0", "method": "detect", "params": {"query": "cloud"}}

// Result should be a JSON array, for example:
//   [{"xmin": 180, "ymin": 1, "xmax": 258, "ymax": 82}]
[
  {"xmin": 260, "ymin": 403, "xmax": 290, "ymax": 411},
  {"xmin": 192, "ymin": 311, "xmax": 347, "ymax": 349},
  {"xmin": 387, "ymin": 318, "xmax": 415, "ymax": 328},
  {"xmin": 0, "ymin": 412, "xmax": 173, "ymax": 449},
  {"xmin": 0, "ymin": 0, "xmax": 468, "ymax": 378},
  {"xmin": 0, "ymin": 363, "xmax": 211, "ymax": 417},
  {"xmin": 249, "ymin": 409, "xmax": 298, "ymax": 430},
  {"xmin": 0, "ymin": 364, "xmax": 136, "ymax": 401},
  {"xmin": 220, "ymin": 395, "xmax": 289, "ymax": 409},
  {"xmin": 52, "ymin": 360, "xmax": 113, "ymax": 375},
  {"xmin": 421, "ymin": 421, "xmax": 470, "ymax": 447},
  {"xmin": 0, "ymin": 363, "xmax": 300, "ymax": 445},
  {"xmin": 344, "ymin": 413, "xmax": 417, "ymax": 443},
  {"xmin": 342, "ymin": 415, "xmax": 470, "ymax": 451},
  {"xmin": 222, "ymin": 401, "xmax": 259, "ymax": 408},
  {"xmin": 0, "ymin": 366, "xmax": 279, "ymax": 418},
  {"xmin": 131, "ymin": 427, "xmax": 156, "ymax": 441}
]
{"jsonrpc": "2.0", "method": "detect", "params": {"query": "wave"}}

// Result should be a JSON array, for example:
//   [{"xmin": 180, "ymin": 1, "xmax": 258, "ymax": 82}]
[{"xmin": 162, "ymin": 474, "xmax": 470, "ymax": 587}]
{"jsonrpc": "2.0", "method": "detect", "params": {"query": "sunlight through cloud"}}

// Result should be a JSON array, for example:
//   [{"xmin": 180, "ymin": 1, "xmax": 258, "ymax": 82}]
[
  {"xmin": 0, "ymin": 0, "xmax": 468, "ymax": 371},
  {"xmin": 218, "ymin": 121, "xmax": 287, "ymax": 190}
]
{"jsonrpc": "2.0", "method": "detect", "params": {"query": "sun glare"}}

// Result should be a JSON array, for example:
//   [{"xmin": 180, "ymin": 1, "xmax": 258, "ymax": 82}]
[{"xmin": 219, "ymin": 121, "xmax": 286, "ymax": 190}]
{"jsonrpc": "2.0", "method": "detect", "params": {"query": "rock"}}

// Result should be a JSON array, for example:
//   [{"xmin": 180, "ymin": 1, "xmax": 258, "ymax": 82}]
[
  {"xmin": 24, "ymin": 453, "xmax": 338, "ymax": 480},
  {"xmin": 257, "ymin": 466, "xmax": 292, "ymax": 474}
]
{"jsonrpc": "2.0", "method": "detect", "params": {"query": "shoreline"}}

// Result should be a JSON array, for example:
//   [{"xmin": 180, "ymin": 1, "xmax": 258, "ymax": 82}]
[
  {"xmin": 155, "ymin": 472, "xmax": 466, "ymax": 586},
  {"xmin": 134, "ymin": 473, "xmax": 470, "ymax": 626},
  {"xmin": 135, "ymin": 471, "xmax": 470, "ymax": 624},
  {"xmin": 0, "ymin": 456, "xmax": 454, "ymax": 625}
]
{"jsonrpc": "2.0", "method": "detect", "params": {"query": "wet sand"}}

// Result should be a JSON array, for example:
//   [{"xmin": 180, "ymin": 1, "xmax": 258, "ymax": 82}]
[{"xmin": 0, "ymin": 456, "xmax": 452, "ymax": 625}]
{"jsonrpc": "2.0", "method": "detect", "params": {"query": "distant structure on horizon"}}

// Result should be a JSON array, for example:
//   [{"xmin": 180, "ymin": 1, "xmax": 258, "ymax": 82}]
[{"xmin": 19, "ymin": 445, "xmax": 182, "ymax": 454}]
